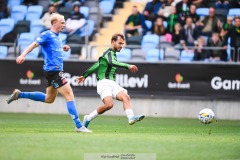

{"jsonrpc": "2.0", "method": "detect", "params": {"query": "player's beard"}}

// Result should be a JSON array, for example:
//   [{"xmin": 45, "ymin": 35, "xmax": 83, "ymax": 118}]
[{"xmin": 115, "ymin": 46, "xmax": 122, "ymax": 52}]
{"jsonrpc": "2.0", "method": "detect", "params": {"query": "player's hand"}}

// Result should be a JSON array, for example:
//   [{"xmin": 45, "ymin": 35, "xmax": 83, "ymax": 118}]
[
  {"xmin": 129, "ymin": 65, "xmax": 138, "ymax": 73},
  {"xmin": 63, "ymin": 45, "xmax": 70, "ymax": 52},
  {"xmin": 76, "ymin": 76, "xmax": 85, "ymax": 84},
  {"xmin": 16, "ymin": 55, "xmax": 25, "ymax": 64}
]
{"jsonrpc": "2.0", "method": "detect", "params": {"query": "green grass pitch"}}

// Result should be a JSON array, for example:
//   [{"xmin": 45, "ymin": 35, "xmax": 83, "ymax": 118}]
[{"xmin": 0, "ymin": 113, "xmax": 240, "ymax": 160}]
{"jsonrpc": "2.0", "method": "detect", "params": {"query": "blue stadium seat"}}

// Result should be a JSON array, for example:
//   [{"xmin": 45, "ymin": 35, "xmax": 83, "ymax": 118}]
[
  {"xmin": 79, "ymin": 20, "xmax": 94, "ymax": 37},
  {"xmin": 141, "ymin": 34, "xmax": 159, "ymax": 51},
  {"xmin": 25, "ymin": 5, "xmax": 43, "ymax": 22},
  {"xmin": 0, "ymin": 46, "xmax": 8, "ymax": 58},
  {"xmin": 17, "ymin": 32, "xmax": 36, "ymax": 48},
  {"xmin": 146, "ymin": 49, "xmax": 164, "ymax": 62},
  {"xmin": 116, "ymin": 48, "xmax": 131, "ymax": 61},
  {"xmin": 80, "ymin": 6, "xmax": 90, "ymax": 19},
  {"xmin": 145, "ymin": 20, "xmax": 152, "ymax": 30},
  {"xmin": 30, "ymin": 19, "xmax": 44, "ymax": 35},
  {"xmin": 0, "ymin": 18, "xmax": 15, "ymax": 40},
  {"xmin": 59, "ymin": 33, "xmax": 67, "ymax": 45},
  {"xmin": 179, "ymin": 50, "xmax": 194, "ymax": 62},
  {"xmin": 7, "ymin": 0, "xmax": 22, "ymax": 11},
  {"xmin": 99, "ymin": 0, "xmax": 114, "ymax": 14},
  {"xmin": 10, "ymin": 5, "xmax": 28, "ymax": 23},
  {"xmin": 163, "ymin": 21, "xmax": 167, "ymax": 28},
  {"xmin": 228, "ymin": 9, "xmax": 240, "ymax": 17},
  {"xmin": 196, "ymin": 8, "xmax": 209, "ymax": 17}
]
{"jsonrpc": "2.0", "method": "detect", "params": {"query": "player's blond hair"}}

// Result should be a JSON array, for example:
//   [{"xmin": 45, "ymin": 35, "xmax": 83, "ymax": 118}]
[{"xmin": 50, "ymin": 13, "xmax": 64, "ymax": 25}]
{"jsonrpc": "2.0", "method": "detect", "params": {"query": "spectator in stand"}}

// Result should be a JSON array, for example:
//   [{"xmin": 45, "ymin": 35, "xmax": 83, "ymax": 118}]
[
  {"xmin": 166, "ymin": 6, "xmax": 179, "ymax": 34},
  {"xmin": 206, "ymin": 0, "xmax": 218, "ymax": 7},
  {"xmin": 64, "ymin": 0, "xmax": 82, "ymax": 8},
  {"xmin": 193, "ymin": 37, "xmax": 210, "ymax": 61},
  {"xmin": 41, "ymin": 5, "xmax": 57, "ymax": 30},
  {"xmin": 180, "ymin": 16, "xmax": 200, "ymax": 52},
  {"xmin": 188, "ymin": 4, "xmax": 200, "ymax": 24},
  {"xmin": 224, "ymin": 16, "xmax": 240, "ymax": 62},
  {"xmin": 207, "ymin": 32, "xmax": 227, "ymax": 62},
  {"xmin": 22, "ymin": 0, "xmax": 38, "ymax": 6},
  {"xmin": 0, "ymin": 0, "xmax": 8, "ymax": 19},
  {"xmin": 143, "ymin": 0, "xmax": 162, "ymax": 22},
  {"xmin": 221, "ymin": 16, "xmax": 234, "ymax": 37},
  {"xmin": 124, "ymin": 6, "xmax": 147, "ymax": 37},
  {"xmin": 196, "ymin": 7, "xmax": 222, "ymax": 37},
  {"xmin": 157, "ymin": 0, "xmax": 174, "ymax": 19},
  {"xmin": 215, "ymin": 0, "xmax": 230, "ymax": 9},
  {"xmin": 191, "ymin": 0, "xmax": 204, "ymax": 8},
  {"xmin": 172, "ymin": 22, "xmax": 182, "ymax": 46},
  {"xmin": 50, "ymin": 0, "xmax": 64, "ymax": 9},
  {"xmin": 65, "ymin": 4, "xmax": 86, "ymax": 36},
  {"xmin": 152, "ymin": 17, "xmax": 166, "ymax": 36},
  {"xmin": 176, "ymin": 0, "xmax": 190, "ymax": 26},
  {"xmin": 230, "ymin": 0, "xmax": 240, "ymax": 8}
]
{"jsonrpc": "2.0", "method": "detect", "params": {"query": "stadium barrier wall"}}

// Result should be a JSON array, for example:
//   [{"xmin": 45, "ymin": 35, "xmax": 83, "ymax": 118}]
[{"xmin": 1, "ymin": 60, "xmax": 240, "ymax": 120}]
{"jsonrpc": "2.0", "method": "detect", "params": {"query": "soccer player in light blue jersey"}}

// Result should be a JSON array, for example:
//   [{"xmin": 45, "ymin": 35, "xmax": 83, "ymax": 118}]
[{"xmin": 7, "ymin": 13, "xmax": 92, "ymax": 133}]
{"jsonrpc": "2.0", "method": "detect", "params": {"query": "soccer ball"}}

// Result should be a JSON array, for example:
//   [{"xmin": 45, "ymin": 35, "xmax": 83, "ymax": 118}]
[{"xmin": 198, "ymin": 108, "xmax": 215, "ymax": 124}]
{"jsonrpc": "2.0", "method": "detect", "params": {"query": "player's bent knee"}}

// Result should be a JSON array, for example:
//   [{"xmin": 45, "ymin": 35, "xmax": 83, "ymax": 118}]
[{"xmin": 105, "ymin": 102, "xmax": 114, "ymax": 110}]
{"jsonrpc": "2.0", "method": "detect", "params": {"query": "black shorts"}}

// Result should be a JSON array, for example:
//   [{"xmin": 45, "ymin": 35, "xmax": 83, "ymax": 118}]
[{"xmin": 45, "ymin": 71, "xmax": 68, "ymax": 89}]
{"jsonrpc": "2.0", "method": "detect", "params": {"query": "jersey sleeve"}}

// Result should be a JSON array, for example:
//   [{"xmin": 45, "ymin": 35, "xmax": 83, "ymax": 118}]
[
  {"xmin": 35, "ymin": 31, "xmax": 48, "ymax": 45},
  {"xmin": 82, "ymin": 61, "xmax": 99, "ymax": 78},
  {"xmin": 107, "ymin": 51, "xmax": 130, "ymax": 69}
]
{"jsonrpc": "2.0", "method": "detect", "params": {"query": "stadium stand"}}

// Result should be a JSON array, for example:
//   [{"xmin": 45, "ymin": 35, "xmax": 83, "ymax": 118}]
[
  {"xmin": 179, "ymin": 50, "xmax": 194, "ymax": 62},
  {"xmin": 30, "ymin": 19, "xmax": 44, "ymax": 35},
  {"xmin": 14, "ymin": 20, "xmax": 30, "ymax": 34},
  {"xmin": 145, "ymin": 48, "xmax": 164, "ymax": 62},
  {"xmin": 2, "ymin": 0, "xmax": 239, "ymax": 62},
  {"xmin": 131, "ymin": 49, "xmax": 146, "ymax": 61},
  {"xmin": 10, "ymin": 5, "xmax": 28, "ymax": 23},
  {"xmin": 80, "ymin": 6, "xmax": 90, "ymax": 19},
  {"xmin": 7, "ymin": 0, "xmax": 22, "ymax": 11},
  {"xmin": 0, "ymin": 18, "xmax": 15, "ymax": 40},
  {"xmin": 141, "ymin": 34, "xmax": 160, "ymax": 51},
  {"xmin": 99, "ymin": 0, "xmax": 115, "ymax": 14},
  {"xmin": 196, "ymin": 8, "xmax": 209, "ymax": 17},
  {"xmin": 25, "ymin": 5, "xmax": 43, "ymax": 22},
  {"xmin": 164, "ymin": 47, "xmax": 180, "ymax": 62},
  {"xmin": 214, "ymin": 8, "xmax": 228, "ymax": 24},
  {"xmin": 228, "ymin": 8, "xmax": 240, "ymax": 17},
  {"xmin": 0, "ymin": 46, "xmax": 8, "ymax": 58},
  {"xmin": 116, "ymin": 48, "xmax": 132, "ymax": 61},
  {"xmin": 17, "ymin": 32, "xmax": 35, "ymax": 48}
]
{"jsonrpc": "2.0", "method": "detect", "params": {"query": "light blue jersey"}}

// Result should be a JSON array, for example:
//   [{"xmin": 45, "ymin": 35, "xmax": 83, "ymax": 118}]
[{"xmin": 35, "ymin": 30, "xmax": 64, "ymax": 72}]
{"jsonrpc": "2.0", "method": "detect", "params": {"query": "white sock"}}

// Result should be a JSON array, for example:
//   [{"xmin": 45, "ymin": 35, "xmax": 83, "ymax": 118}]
[
  {"xmin": 87, "ymin": 110, "xmax": 98, "ymax": 121},
  {"xmin": 125, "ymin": 109, "xmax": 134, "ymax": 119}
]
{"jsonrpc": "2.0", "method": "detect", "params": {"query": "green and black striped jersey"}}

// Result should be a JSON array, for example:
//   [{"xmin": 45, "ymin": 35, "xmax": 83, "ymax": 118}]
[{"xmin": 82, "ymin": 48, "xmax": 130, "ymax": 81}]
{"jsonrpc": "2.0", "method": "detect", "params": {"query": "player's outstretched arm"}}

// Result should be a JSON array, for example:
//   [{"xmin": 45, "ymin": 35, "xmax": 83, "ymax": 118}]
[
  {"xmin": 129, "ymin": 65, "xmax": 138, "ymax": 73},
  {"xmin": 16, "ymin": 42, "xmax": 39, "ymax": 64},
  {"xmin": 76, "ymin": 76, "xmax": 85, "ymax": 84}
]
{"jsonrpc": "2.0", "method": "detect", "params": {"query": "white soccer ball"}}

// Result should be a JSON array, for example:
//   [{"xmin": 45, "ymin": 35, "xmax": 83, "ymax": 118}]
[{"xmin": 198, "ymin": 108, "xmax": 215, "ymax": 124}]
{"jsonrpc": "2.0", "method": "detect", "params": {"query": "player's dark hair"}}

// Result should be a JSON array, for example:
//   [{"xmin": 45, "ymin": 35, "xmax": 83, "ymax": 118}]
[
  {"xmin": 111, "ymin": 33, "xmax": 125, "ymax": 42},
  {"xmin": 234, "ymin": 16, "xmax": 240, "ymax": 21}
]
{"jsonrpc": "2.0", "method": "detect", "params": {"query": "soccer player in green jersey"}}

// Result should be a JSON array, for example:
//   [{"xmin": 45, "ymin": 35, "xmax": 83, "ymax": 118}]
[{"xmin": 76, "ymin": 33, "xmax": 145, "ymax": 128}]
